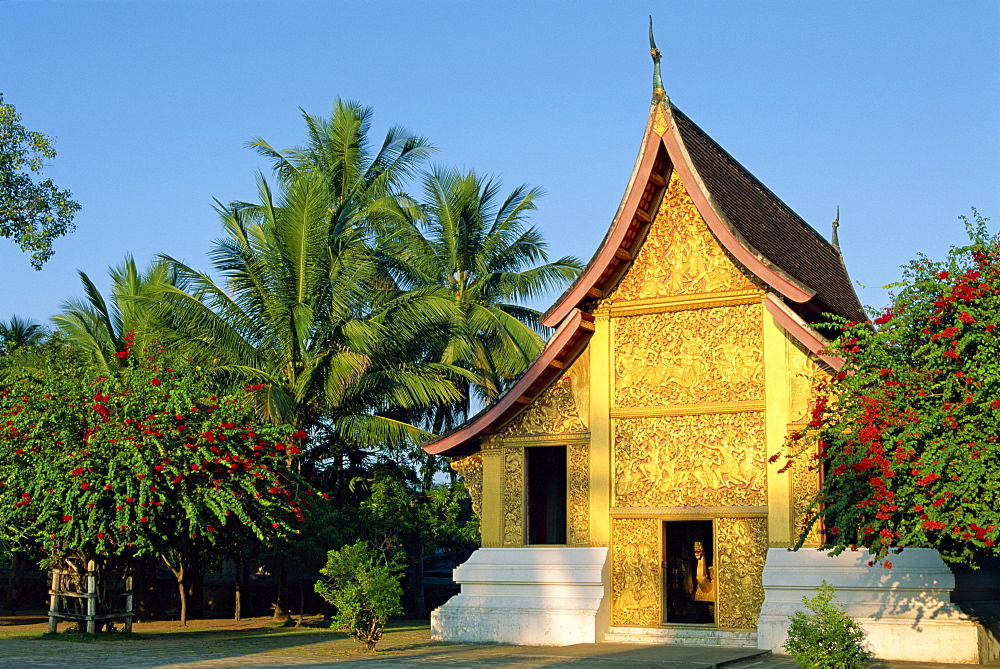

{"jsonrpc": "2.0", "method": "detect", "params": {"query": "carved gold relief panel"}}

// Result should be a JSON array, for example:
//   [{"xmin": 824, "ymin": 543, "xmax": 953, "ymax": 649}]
[
  {"xmin": 611, "ymin": 517, "xmax": 661, "ymax": 626},
  {"xmin": 787, "ymin": 336, "xmax": 828, "ymax": 424},
  {"xmin": 502, "ymin": 447, "xmax": 524, "ymax": 546},
  {"xmin": 500, "ymin": 372, "xmax": 587, "ymax": 438},
  {"xmin": 791, "ymin": 453, "xmax": 822, "ymax": 548},
  {"xmin": 449, "ymin": 453, "xmax": 483, "ymax": 517},
  {"xmin": 567, "ymin": 444, "xmax": 590, "ymax": 545},
  {"xmin": 613, "ymin": 171, "xmax": 750, "ymax": 301},
  {"xmin": 614, "ymin": 305, "xmax": 764, "ymax": 407},
  {"xmin": 614, "ymin": 413, "xmax": 766, "ymax": 508},
  {"xmin": 716, "ymin": 517, "xmax": 768, "ymax": 629}
]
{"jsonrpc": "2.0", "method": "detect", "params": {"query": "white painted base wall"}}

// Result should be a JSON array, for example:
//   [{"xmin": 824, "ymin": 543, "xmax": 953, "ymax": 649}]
[
  {"xmin": 431, "ymin": 547, "xmax": 610, "ymax": 646},
  {"xmin": 758, "ymin": 548, "xmax": 1000, "ymax": 664}
]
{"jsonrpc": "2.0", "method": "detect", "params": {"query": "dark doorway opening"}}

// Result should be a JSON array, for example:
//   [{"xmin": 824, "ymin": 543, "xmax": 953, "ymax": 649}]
[
  {"xmin": 663, "ymin": 520, "xmax": 715, "ymax": 624},
  {"xmin": 525, "ymin": 446, "xmax": 567, "ymax": 545}
]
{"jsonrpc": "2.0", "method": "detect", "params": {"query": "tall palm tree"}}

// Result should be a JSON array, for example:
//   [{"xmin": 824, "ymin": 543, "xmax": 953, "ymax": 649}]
[
  {"xmin": 157, "ymin": 104, "xmax": 465, "ymax": 458},
  {"xmin": 0, "ymin": 315, "xmax": 45, "ymax": 356},
  {"xmin": 379, "ymin": 167, "xmax": 583, "ymax": 433},
  {"xmin": 52, "ymin": 256, "xmax": 183, "ymax": 373}
]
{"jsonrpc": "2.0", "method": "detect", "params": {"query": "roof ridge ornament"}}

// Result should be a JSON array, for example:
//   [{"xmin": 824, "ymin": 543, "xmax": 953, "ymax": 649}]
[
  {"xmin": 831, "ymin": 206, "xmax": 841, "ymax": 253},
  {"xmin": 649, "ymin": 16, "xmax": 668, "ymax": 105}
]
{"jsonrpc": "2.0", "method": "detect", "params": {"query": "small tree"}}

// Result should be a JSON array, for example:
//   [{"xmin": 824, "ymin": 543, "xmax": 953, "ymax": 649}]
[
  {"xmin": 314, "ymin": 540, "xmax": 402, "ymax": 652},
  {"xmin": 0, "ymin": 93, "xmax": 80, "ymax": 268},
  {"xmin": 0, "ymin": 343, "xmax": 324, "ymax": 624},
  {"xmin": 784, "ymin": 581, "xmax": 870, "ymax": 668},
  {"xmin": 779, "ymin": 213, "xmax": 1000, "ymax": 566}
]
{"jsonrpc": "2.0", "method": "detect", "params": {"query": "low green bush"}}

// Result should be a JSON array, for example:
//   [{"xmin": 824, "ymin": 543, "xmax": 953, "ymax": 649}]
[
  {"xmin": 784, "ymin": 581, "xmax": 871, "ymax": 668},
  {"xmin": 314, "ymin": 540, "xmax": 402, "ymax": 652}
]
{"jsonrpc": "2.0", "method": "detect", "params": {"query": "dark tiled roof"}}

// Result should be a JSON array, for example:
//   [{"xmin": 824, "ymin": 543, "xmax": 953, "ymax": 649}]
[{"xmin": 673, "ymin": 107, "xmax": 867, "ymax": 324}]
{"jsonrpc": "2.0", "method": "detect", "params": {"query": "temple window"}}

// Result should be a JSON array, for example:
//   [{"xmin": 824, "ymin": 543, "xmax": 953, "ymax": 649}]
[{"xmin": 525, "ymin": 445, "xmax": 567, "ymax": 545}]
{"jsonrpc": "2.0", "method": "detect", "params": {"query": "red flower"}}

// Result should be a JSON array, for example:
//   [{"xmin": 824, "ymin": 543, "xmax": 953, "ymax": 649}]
[
  {"xmin": 139, "ymin": 517, "xmax": 148, "ymax": 523},
  {"xmin": 97, "ymin": 532, "xmax": 105, "ymax": 539},
  {"xmin": 150, "ymin": 378, "xmax": 161, "ymax": 386},
  {"xmin": 293, "ymin": 429, "xmax": 308, "ymax": 439},
  {"xmin": 61, "ymin": 515, "xmax": 72, "ymax": 522},
  {"xmin": 114, "ymin": 351, "xmax": 129, "ymax": 359}
]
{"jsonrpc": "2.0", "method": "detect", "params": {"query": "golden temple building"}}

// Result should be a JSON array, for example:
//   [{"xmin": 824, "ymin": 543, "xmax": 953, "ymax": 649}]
[{"xmin": 422, "ymin": 33, "xmax": 999, "ymax": 664}]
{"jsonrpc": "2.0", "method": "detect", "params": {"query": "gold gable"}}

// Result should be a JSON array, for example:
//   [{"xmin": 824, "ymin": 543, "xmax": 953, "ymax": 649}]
[{"xmin": 611, "ymin": 170, "xmax": 751, "ymax": 301}]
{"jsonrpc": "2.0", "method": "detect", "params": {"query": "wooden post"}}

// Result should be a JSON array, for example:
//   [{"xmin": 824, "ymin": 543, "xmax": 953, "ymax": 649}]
[
  {"xmin": 86, "ymin": 561, "xmax": 96, "ymax": 634},
  {"xmin": 47, "ymin": 570, "xmax": 60, "ymax": 634},
  {"xmin": 125, "ymin": 575, "xmax": 133, "ymax": 633}
]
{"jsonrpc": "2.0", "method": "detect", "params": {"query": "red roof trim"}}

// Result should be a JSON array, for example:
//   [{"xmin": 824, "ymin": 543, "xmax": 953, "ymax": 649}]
[
  {"xmin": 423, "ymin": 309, "xmax": 594, "ymax": 455},
  {"xmin": 765, "ymin": 293, "xmax": 845, "ymax": 371},
  {"xmin": 541, "ymin": 119, "xmax": 665, "ymax": 328},
  {"xmin": 661, "ymin": 106, "xmax": 816, "ymax": 304}
]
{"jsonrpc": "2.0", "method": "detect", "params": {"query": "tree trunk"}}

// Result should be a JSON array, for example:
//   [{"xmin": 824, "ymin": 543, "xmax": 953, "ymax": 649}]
[
  {"xmin": 161, "ymin": 552, "xmax": 188, "ymax": 626},
  {"xmin": 271, "ymin": 568, "xmax": 291, "ymax": 623},
  {"xmin": 6, "ymin": 551, "xmax": 24, "ymax": 615},
  {"xmin": 402, "ymin": 537, "xmax": 426, "ymax": 618},
  {"xmin": 234, "ymin": 566, "xmax": 242, "ymax": 622}
]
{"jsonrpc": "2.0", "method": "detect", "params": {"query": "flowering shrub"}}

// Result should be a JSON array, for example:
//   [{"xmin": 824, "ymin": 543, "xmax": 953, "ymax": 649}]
[
  {"xmin": 0, "ymin": 341, "xmax": 322, "ymax": 563},
  {"xmin": 782, "ymin": 214, "xmax": 1000, "ymax": 566}
]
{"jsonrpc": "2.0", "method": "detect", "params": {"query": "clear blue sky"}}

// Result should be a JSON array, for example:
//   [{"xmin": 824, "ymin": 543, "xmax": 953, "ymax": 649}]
[{"xmin": 2, "ymin": 1, "xmax": 997, "ymax": 325}]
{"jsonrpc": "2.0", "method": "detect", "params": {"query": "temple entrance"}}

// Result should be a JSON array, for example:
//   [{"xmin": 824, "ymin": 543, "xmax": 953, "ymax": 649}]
[
  {"xmin": 525, "ymin": 446, "xmax": 567, "ymax": 545},
  {"xmin": 662, "ymin": 520, "xmax": 715, "ymax": 624}
]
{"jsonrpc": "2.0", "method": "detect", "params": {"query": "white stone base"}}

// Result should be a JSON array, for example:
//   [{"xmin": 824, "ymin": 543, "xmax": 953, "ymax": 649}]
[
  {"xmin": 758, "ymin": 548, "xmax": 1000, "ymax": 664},
  {"xmin": 605, "ymin": 626, "xmax": 758, "ymax": 647},
  {"xmin": 430, "ymin": 547, "xmax": 610, "ymax": 646}
]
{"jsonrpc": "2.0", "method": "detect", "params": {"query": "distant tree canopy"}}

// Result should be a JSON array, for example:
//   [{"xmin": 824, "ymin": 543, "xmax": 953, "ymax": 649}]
[
  {"xmin": 0, "ymin": 93, "xmax": 80, "ymax": 268},
  {"xmin": 786, "ymin": 213, "xmax": 1000, "ymax": 566}
]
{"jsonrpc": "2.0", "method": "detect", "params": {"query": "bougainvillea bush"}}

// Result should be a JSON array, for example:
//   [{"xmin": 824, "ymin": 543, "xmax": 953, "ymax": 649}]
[
  {"xmin": 784, "ymin": 214, "xmax": 1000, "ymax": 566},
  {"xmin": 0, "ymin": 338, "xmax": 324, "ymax": 619}
]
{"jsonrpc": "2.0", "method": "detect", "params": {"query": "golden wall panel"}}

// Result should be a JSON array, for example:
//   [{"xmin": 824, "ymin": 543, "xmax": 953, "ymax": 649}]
[
  {"xmin": 716, "ymin": 517, "xmax": 768, "ymax": 629},
  {"xmin": 613, "ymin": 171, "xmax": 750, "ymax": 301},
  {"xmin": 502, "ymin": 447, "xmax": 523, "ymax": 546},
  {"xmin": 787, "ymin": 335, "xmax": 827, "ymax": 424},
  {"xmin": 614, "ymin": 305, "xmax": 763, "ymax": 407},
  {"xmin": 500, "ymin": 373, "xmax": 587, "ymax": 438},
  {"xmin": 615, "ymin": 413, "xmax": 766, "ymax": 508},
  {"xmin": 791, "ymin": 454, "xmax": 822, "ymax": 548},
  {"xmin": 611, "ymin": 517, "xmax": 661, "ymax": 626},
  {"xmin": 449, "ymin": 453, "xmax": 483, "ymax": 517},
  {"xmin": 567, "ymin": 443, "xmax": 590, "ymax": 545}
]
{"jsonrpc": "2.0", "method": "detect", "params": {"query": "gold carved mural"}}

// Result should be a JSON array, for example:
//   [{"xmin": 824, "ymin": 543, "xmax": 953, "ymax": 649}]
[
  {"xmin": 614, "ymin": 305, "xmax": 764, "ymax": 407},
  {"xmin": 502, "ymin": 447, "xmax": 523, "ymax": 546},
  {"xmin": 716, "ymin": 517, "xmax": 768, "ymax": 629},
  {"xmin": 788, "ymin": 336, "xmax": 827, "ymax": 424},
  {"xmin": 501, "ymin": 372, "xmax": 587, "ymax": 438},
  {"xmin": 613, "ymin": 171, "xmax": 750, "ymax": 301},
  {"xmin": 449, "ymin": 453, "xmax": 483, "ymax": 517},
  {"xmin": 615, "ymin": 413, "xmax": 766, "ymax": 508},
  {"xmin": 791, "ymin": 454, "xmax": 822, "ymax": 548},
  {"xmin": 567, "ymin": 444, "xmax": 590, "ymax": 545},
  {"xmin": 611, "ymin": 517, "xmax": 661, "ymax": 626}
]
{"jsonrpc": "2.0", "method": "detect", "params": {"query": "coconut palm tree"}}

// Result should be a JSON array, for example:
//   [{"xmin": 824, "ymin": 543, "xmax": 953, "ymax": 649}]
[
  {"xmin": 156, "ymin": 104, "xmax": 465, "ymax": 462},
  {"xmin": 0, "ymin": 315, "xmax": 45, "ymax": 355},
  {"xmin": 52, "ymin": 256, "xmax": 184, "ymax": 373},
  {"xmin": 379, "ymin": 167, "xmax": 583, "ymax": 433}
]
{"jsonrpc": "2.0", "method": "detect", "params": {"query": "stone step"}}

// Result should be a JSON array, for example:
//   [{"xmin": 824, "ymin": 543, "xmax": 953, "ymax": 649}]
[{"xmin": 604, "ymin": 626, "xmax": 759, "ymax": 648}]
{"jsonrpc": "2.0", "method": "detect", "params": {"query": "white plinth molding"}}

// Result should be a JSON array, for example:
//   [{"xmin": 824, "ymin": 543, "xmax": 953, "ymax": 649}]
[
  {"xmin": 430, "ymin": 547, "xmax": 610, "ymax": 646},
  {"xmin": 758, "ymin": 548, "xmax": 1000, "ymax": 664}
]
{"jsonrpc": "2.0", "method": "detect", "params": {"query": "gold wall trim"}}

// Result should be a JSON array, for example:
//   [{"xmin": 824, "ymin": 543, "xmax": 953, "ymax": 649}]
[
  {"xmin": 499, "ymin": 432, "xmax": 591, "ymax": 447},
  {"xmin": 599, "ymin": 290, "xmax": 762, "ymax": 317},
  {"xmin": 611, "ymin": 401, "xmax": 765, "ymax": 418},
  {"xmin": 611, "ymin": 506, "xmax": 767, "ymax": 519}
]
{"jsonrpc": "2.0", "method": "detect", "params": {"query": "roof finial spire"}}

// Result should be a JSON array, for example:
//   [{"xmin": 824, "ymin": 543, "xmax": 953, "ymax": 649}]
[
  {"xmin": 649, "ymin": 16, "xmax": 667, "ymax": 104},
  {"xmin": 831, "ymin": 206, "xmax": 841, "ymax": 253}
]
